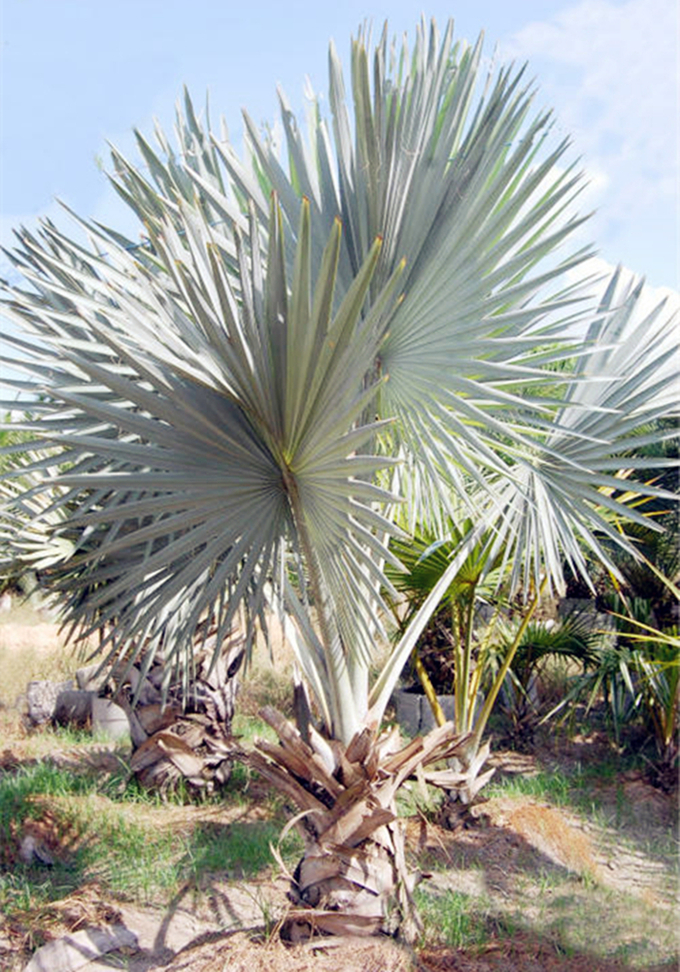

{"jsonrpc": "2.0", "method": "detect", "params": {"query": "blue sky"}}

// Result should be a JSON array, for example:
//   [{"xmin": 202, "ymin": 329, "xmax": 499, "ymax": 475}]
[{"xmin": 0, "ymin": 0, "xmax": 678, "ymax": 297}]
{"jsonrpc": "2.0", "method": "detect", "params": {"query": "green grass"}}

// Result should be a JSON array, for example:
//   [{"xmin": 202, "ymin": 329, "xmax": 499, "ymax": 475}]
[
  {"xmin": 184, "ymin": 819, "xmax": 302, "ymax": 884},
  {"xmin": 30, "ymin": 723, "xmax": 125, "ymax": 749},
  {"xmin": 0, "ymin": 752, "xmax": 299, "ymax": 925},
  {"xmin": 0, "ymin": 762, "xmax": 183, "ymax": 904},
  {"xmin": 0, "ymin": 871, "xmax": 54, "ymax": 915},
  {"xmin": 415, "ymin": 889, "xmax": 492, "ymax": 948},
  {"xmin": 71, "ymin": 801, "xmax": 183, "ymax": 901},
  {"xmin": 486, "ymin": 759, "xmax": 631, "ymax": 820},
  {"xmin": 231, "ymin": 712, "xmax": 278, "ymax": 745},
  {"xmin": 485, "ymin": 759, "xmax": 679, "ymax": 876},
  {"xmin": 0, "ymin": 761, "xmax": 93, "ymax": 830},
  {"xmin": 540, "ymin": 884, "xmax": 678, "ymax": 967},
  {"xmin": 414, "ymin": 877, "xmax": 678, "ymax": 968},
  {"xmin": 485, "ymin": 768, "xmax": 572, "ymax": 805},
  {"xmin": 397, "ymin": 777, "xmax": 444, "ymax": 818}
]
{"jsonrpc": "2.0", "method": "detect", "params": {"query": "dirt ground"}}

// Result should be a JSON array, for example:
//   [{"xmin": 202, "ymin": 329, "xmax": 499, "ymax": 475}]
[{"xmin": 1, "ymin": 611, "xmax": 678, "ymax": 972}]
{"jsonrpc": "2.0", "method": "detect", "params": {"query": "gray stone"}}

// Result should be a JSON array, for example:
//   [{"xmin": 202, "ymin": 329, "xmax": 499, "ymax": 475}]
[
  {"xmin": 92, "ymin": 698, "xmax": 130, "ymax": 741},
  {"xmin": 53, "ymin": 690, "xmax": 96, "ymax": 727},
  {"xmin": 26, "ymin": 680, "xmax": 74, "ymax": 725},
  {"xmin": 392, "ymin": 689, "xmax": 421, "ymax": 736},
  {"xmin": 24, "ymin": 925, "xmax": 137, "ymax": 972},
  {"xmin": 393, "ymin": 689, "xmax": 456, "ymax": 735},
  {"xmin": 420, "ymin": 693, "xmax": 455, "ymax": 733},
  {"xmin": 126, "ymin": 666, "xmax": 161, "ymax": 705},
  {"xmin": 558, "ymin": 597, "xmax": 597, "ymax": 619},
  {"xmin": 19, "ymin": 834, "xmax": 54, "ymax": 866},
  {"xmin": 558, "ymin": 597, "xmax": 617, "ymax": 645},
  {"xmin": 75, "ymin": 663, "xmax": 108, "ymax": 692}
]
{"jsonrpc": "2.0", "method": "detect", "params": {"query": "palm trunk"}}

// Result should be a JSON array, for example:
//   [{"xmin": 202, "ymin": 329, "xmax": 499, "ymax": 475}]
[
  {"xmin": 246, "ymin": 706, "xmax": 467, "ymax": 942},
  {"xmin": 127, "ymin": 627, "xmax": 245, "ymax": 794}
]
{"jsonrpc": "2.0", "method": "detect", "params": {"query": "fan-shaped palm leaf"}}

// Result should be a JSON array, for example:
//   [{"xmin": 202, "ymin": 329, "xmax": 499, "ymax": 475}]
[
  {"xmin": 488, "ymin": 268, "xmax": 679, "ymax": 594},
  {"xmin": 162, "ymin": 20, "xmax": 675, "ymax": 591},
  {"xmin": 1, "ymin": 194, "xmax": 404, "ymax": 740}
]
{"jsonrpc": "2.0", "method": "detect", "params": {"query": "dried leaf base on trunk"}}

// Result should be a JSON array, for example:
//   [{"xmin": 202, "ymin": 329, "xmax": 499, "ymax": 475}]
[
  {"xmin": 248, "ymin": 707, "xmax": 468, "ymax": 943},
  {"xmin": 422, "ymin": 739, "xmax": 496, "ymax": 830},
  {"xmin": 123, "ymin": 629, "xmax": 245, "ymax": 795}
]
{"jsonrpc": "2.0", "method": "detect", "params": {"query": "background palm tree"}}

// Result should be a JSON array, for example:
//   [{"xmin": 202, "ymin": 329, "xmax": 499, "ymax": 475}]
[{"xmin": 1, "ymin": 18, "xmax": 677, "ymax": 939}]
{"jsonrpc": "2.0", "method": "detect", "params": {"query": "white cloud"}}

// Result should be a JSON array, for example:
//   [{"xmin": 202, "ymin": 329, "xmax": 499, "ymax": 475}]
[{"xmin": 502, "ymin": 0, "xmax": 679, "ymax": 289}]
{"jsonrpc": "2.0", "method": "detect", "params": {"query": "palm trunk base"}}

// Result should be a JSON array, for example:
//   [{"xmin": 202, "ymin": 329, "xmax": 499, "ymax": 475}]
[
  {"xmin": 421, "ymin": 738, "xmax": 496, "ymax": 827},
  {"xmin": 248, "ymin": 707, "xmax": 468, "ymax": 943},
  {"xmin": 282, "ymin": 816, "xmax": 418, "ymax": 941},
  {"xmin": 123, "ymin": 629, "xmax": 245, "ymax": 795}
]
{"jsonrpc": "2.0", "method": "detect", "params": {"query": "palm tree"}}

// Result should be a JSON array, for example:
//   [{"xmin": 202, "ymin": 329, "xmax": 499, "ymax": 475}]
[{"xmin": 1, "ymin": 19, "xmax": 676, "ymax": 940}]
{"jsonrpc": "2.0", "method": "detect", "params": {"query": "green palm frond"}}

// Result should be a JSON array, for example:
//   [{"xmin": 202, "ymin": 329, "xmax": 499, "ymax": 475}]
[
  {"xmin": 1, "ymin": 194, "xmax": 403, "ymax": 729},
  {"xmin": 506, "ymin": 613, "xmax": 602, "ymax": 679},
  {"xmin": 387, "ymin": 524, "xmax": 503, "ymax": 609}
]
